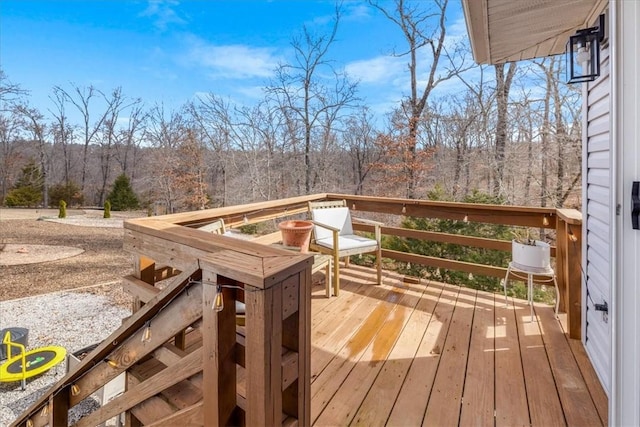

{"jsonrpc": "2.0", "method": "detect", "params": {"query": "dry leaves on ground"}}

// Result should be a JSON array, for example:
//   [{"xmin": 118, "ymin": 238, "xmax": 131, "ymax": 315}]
[{"xmin": 0, "ymin": 212, "xmax": 142, "ymax": 303}]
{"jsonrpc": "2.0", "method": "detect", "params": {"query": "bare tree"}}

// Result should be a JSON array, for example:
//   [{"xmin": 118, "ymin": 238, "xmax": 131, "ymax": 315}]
[
  {"xmin": 15, "ymin": 104, "xmax": 51, "ymax": 206},
  {"xmin": 0, "ymin": 70, "xmax": 27, "ymax": 201},
  {"xmin": 492, "ymin": 62, "xmax": 517, "ymax": 197},
  {"xmin": 187, "ymin": 96, "xmax": 234, "ymax": 205},
  {"xmin": 49, "ymin": 87, "xmax": 76, "ymax": 184},
  {"xmin": 0, "ymin": 111, "xmax": 23, "ymax": 202},
  {"xmin": 114, "ymin": 100, "xmax": 147, "ymax": 180},
  {"xmin": 146, "ymin": 104, "xmax": 188, "ymax": 213},
  {"xmin": 55, "ymin": 84, "xmax": 112, "ymax": 192},
  {"xmin": 0, "ymin": 69, "xmax": 27, "ymax": 111},
  {"xmin": 96, "ymin": 88, "xmax": 141, "ymax": 205},
  {"xmin": 344, "ymin": 107, "xmax": 382, "ymax": 195},
  {"xmin": 173, "ymin": 129, "xmax": 209, "ymax": 210},
  {"xmin": 370, "ymin": 0, "xmax": 468, "ymax": 198},
  {"xmin": 267, "ymin": 5, "xmax": 358, "ymax": 194}
]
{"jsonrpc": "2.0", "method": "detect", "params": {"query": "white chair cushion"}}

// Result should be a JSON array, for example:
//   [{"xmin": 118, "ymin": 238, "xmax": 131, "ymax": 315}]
[
  {"xmin": 315, "ymin": 234, "xmax": 377, "ymax": 251},
  {"xmin": 311, "ymin": 207, "xmax": 354, "ymax": 240}
]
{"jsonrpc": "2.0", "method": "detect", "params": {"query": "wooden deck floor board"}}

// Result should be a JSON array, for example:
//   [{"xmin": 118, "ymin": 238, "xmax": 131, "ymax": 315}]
[
  {"xmin": 311, "ymin": 283, "xmax": 404, "ymax": 421},
  {"xmin": 559, "ymin": 315, "xmax": 609, "ymax": 425},
  {"xmin": 423, "ymin": 286, "xmax": 476, "ymax": 426},
  {"xmin": 311, "ymin": 279, "xmax": 379, "ymax": 346},
  {"xmin": 314, "ymin": 280, "xmax": 425, "ymax": 426},
  {"xmin": 310, "ymin": 282, "xmax": 395, "ymax": 383},
  {"xmin": 459, "ymin": 289, "xmax": 495, "ymax": 426},
  {"xmin": 494, "ymin": 295, "xmax": 530, "ymax": 426},
  {"xmin": 282, "ymin": 266, "xmax": 605, "ymax": 427},
  {"xmin": 350, "ymin": 280, "xmax": 440, "ymax": 427},
  {"xmin": 537, "ymin": 301, "xmax": 603, "ymax": 426},
  {"xmin": 310, "ymin": 279, "xmax": 369, "ymax": 330},
  {"xmin": 386, "ymin": 282, "xmax": 461, "ymax": 426},
  {"xmin": 514, "ymin": 298, "xmax": 566, "ymax": 426}
]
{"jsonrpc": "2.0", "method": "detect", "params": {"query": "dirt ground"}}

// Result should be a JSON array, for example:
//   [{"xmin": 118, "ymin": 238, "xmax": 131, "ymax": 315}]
[{"xmin": 0, "ymin": 209, "xmax": 144, "ymax": 303}]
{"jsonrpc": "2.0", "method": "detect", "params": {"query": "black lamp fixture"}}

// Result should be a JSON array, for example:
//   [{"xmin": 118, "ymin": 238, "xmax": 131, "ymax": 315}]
[{"xmin": 566, "ymin": 14, "xmax": 605, "ymax": 84}]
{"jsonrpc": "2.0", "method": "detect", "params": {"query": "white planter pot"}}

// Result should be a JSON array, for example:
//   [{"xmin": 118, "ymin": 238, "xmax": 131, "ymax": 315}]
[{"xmin": 512, "ymin": 239, "xmax": 551, "ymax": 273}]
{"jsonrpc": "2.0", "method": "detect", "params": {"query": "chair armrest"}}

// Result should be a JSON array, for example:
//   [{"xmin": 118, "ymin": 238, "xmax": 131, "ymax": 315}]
[
  {"xmin": 351, "ymin": 217, "xmax": 382, "ymax": 245},
  {"xmin": 352, "ymin": 217, "xmax": 384, "ymax": 226},
  {"xmin": 310, "ymin": 219, "xmax": 341, "ymax": 232}
]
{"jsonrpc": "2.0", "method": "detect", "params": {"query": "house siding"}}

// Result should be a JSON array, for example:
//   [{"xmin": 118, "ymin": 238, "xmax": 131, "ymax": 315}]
[{"xmin": 584, "ymin": 39, "xmax": 611, "ymax": 395}]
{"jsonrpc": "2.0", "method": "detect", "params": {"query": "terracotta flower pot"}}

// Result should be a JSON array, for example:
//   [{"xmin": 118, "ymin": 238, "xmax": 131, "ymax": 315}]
[{"xmin": 278, "ymin": 220, "xmax": 313, "ymax": 253}]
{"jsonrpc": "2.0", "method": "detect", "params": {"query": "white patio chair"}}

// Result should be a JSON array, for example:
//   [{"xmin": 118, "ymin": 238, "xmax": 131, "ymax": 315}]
[
  {"xmin": 308, "ymin": 200, "xmax": 382, "ymax": 295},
  {"xmin": 197, "ymin": 218, "xmax": 228, "ymax": 235}
]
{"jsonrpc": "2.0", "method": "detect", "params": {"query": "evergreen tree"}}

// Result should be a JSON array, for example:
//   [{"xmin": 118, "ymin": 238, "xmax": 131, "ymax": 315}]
[
  {"xmin": 106, "ymin": 174, "xmax": 139, "ymax": 211},
  {"xmin": 4, "ymin": 161, "xmax": 44, "ymax": 207}
]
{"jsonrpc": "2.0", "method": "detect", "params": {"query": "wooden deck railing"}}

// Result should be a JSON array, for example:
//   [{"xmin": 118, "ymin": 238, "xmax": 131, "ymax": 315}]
[
  {"xmin": 156, "ymin": 193, "xmax": 582, "ymax": 339},
  {"xmin": 327, "ymin": 194, "xmax": 583, "ymax": 339}
]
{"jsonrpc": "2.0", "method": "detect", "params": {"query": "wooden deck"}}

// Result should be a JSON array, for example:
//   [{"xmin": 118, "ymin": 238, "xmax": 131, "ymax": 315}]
[{"xmin": 309, "ymin": 265, "xmax": 608, "ymax": 427}]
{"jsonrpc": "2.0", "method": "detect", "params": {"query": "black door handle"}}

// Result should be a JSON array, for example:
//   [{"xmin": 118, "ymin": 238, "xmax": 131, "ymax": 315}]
[{"xmin": 633, "ymin": 181, "xmax": 640, "ymax": 230}]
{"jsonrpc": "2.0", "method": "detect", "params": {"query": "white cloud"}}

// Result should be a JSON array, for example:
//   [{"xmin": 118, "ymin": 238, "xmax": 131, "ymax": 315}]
[
  {"xmin": 345, "ymin": 55, "xmax": 405, "ymax": 84},
  {"xmin": 185, "ymin": 38, "xmax": 280, "ymax": 79},
  {"xmin": 343, "ymin": 3, "xmax": 372, "ymax": 21},
  {"xmin": 235, "ymin": 85, "xmax": 267, "ymax": 100},
  {"xmin": 140, "ymin": 0, "xmax": 186, "ymax": 31},
  {"xmin": 448, "ymin": 14, "xmax": 469, "ymax": 39}
]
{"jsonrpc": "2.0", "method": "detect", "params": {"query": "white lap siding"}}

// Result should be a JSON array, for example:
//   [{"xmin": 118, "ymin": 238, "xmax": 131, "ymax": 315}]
[{"xmin": 583, "ymin": 39, "xmax": 611, "ymax": 395}]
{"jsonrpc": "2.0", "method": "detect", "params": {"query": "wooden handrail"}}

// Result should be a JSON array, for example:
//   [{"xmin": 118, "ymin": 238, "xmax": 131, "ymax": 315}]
[{"xmin": 158, "ymin": 193, "xmax": 580, "ymax": 338}]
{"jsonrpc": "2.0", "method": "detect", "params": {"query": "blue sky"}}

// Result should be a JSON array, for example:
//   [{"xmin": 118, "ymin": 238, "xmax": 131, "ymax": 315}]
[{"xmin": 1, "ymin": 0, "xmax": 469, "ymax": 118}]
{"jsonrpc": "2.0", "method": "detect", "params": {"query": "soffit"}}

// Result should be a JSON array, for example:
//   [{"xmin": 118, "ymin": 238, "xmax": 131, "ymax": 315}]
[{"xmin": 462, "ymin": 0, "xmax": 607, "ymax": 64}]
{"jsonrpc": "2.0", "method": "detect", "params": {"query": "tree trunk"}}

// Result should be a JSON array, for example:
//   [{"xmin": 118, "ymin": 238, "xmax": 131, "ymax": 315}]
[{"xmin": 493, "ymin": 62, "xmax": 517, "ymax": 197}]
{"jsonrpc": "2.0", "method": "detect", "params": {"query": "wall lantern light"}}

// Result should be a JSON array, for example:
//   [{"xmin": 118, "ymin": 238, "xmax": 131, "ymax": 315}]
[{"xmin": 566, "ymin": 14, "xmax": 605, "ymax": 84}]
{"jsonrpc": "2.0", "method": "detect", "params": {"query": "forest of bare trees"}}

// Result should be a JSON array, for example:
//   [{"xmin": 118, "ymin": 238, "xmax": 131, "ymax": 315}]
[{"xmin": 0, "ymin": 1, "xmax": 582, "ymax": 213}]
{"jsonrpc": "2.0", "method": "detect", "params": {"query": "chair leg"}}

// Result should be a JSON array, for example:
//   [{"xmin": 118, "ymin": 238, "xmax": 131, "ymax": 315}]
[
  {"xmin": 325, "ymin": 259, "xmax": 332, "ymax": 298},
  {"xmin": 528, "ymin": 273, "xmax": 534, "ymax": 322},
  {"xmin": 333, "ymin": 253, "xmax": 340, "ymax": 296},
  {"xmin": 376, "ymin": 246, "xmax": 382, "ymax": 285},
  {"xmin": 504, "ymin": 264, "xmax": 512, "ymax": 307},
  {"xmin": 553, "ymin": 275, "xmax": 560, "ymax": 318}
]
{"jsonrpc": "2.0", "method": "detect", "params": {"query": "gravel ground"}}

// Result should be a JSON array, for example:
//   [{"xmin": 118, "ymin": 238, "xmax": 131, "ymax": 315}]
[
  {"xmin": 0, "ymin": 209, "xmax": 143, "ymax": 426},
  {"xmin": 0, "ymin": 290, "xmax": 131, "ymax": 426}
]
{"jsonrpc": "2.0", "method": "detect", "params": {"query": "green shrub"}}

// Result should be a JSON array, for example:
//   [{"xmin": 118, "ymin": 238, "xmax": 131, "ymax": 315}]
[
  {"xmin": 59, "ymin": 200, "xmax": 67, "ymax": 218},
  {"xmin": 239, "ymin": 224, "xmax": 259, "ymax": 235},
  {"xmin": 106, "ymin": 174, "xmax": 139, "ymax": 211},
  {"xmin": 104, "ymin": 200, "xmax": 111, "ymax": 218},
  {"xmin": 49, "ymin": 182, "xmax": 84, "ymax": 207},
  {"xmin": 5, "ymin": 187, "xmax": 42, "ymax": 207},
  {"xmin": 386, "ymin": 188, "xmax": 513, "ymax": 293},
  {"xmin": 4, "ymin": 160, "xmax": 43, "ymax": 207}
]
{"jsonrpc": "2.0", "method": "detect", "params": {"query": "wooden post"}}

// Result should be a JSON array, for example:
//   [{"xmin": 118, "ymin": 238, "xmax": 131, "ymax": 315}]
[
  {"xmin": 133, "ymin": 256, "xmax": 155, "ymax": 313},
  {"xmin": 282, "ymin": 268, "xmax": 312, "ymax": 425},
  {"xmin": 555, "ymin": 219, "xmax": 568, "ymax": 313},
  {"xmin": 245, "ymin": 282, "xmax": 282, "ymax": 426},
  {"xmin": 566, "ymin": 223, "xmax": 582, "ymax": 339},
  {"xmin": 556, "ymin": 209, "xmax": 583, "ymax": 340},
  {"xmin": 202, "ymin": 270, "xmax": 238, "ymax": 426},
  {"xmin": 126, "ymin": 256, "xmax": 156, "ymax": 426},
  {"xmin": 50, "ymin": 390, "xmax": 69, "ymax": 427}
]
